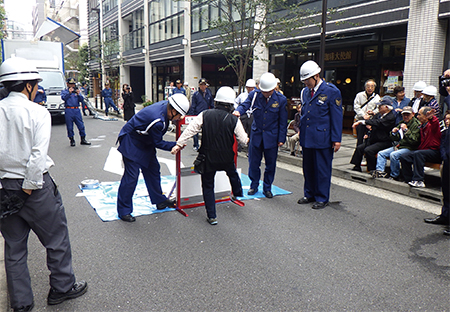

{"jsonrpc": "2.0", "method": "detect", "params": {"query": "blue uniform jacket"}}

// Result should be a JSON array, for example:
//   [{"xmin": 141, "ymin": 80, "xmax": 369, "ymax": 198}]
[
  {"xmin": 236, "ymin": 89, "xmax": 288, "ymax": 149},
  {"xmin": 61, "ymin": 88, "xmax": 84, "ymax": 107},
  {"xmin": 172, "ymin": 87, "xmax": 186, "ymax": 95},
  {"xmin": 102, "ymin": 88, "xmax": 113, "ymax": 98},
  {"xmin": 33, "ymin": 85, "xmax": 46, "ymax": 103},
  {"xmin": 299, "ymin": 81, "xmax": 343, "ymax": 149},
  {"xmin": 188, "ymin": 88, "xmax": 214, "ymax": 115},
  {"xmin": 117, "ymin": 101, "xmax": 176, "ymax": 168}
]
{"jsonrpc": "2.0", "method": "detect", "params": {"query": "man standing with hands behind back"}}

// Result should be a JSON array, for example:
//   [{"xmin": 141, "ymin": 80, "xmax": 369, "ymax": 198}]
[
  {"xmin": 297, "ymin": 60, "xmax": 343, "ymax": 209},
  {"xmin": 233, "ymin": 72, "xmax": 288, "ymax": 198}
]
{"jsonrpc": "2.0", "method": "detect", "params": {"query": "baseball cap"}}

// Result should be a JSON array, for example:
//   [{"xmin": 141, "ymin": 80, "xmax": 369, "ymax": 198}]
[
  {"xmin": 176, "ymin": 79, "xmax": 182, "ymax": 84},
  {"xmin": 198, "ymin": 78, "xmax": 209, "ymax": 86},
  {"xmin": 377, "ymin": 97, "xmax": 393, "ymax": 106},
  {"xmin": 67, "ymin": 78, "xmax": 76, "ymax": 84},
  {"xmin": 401, "ymin": 106, "xmax": 413, "ymax": 114}
]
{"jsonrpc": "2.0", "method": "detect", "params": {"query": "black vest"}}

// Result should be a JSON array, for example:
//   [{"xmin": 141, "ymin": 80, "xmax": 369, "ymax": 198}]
[{"xmin": 199, "ymin": 108, "xmax": 238, "ymax": 167}]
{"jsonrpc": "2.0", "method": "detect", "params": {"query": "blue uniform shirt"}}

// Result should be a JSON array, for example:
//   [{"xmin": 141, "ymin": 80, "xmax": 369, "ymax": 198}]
[
  {"xmin": 235, "ymin": 89, "xmax": 288, "ymax": 149},
  {"xmin": 117, "ymin": 101, "xmax": 176, "ymax": 168},
  {"xmin": 188, "ymin": 88, "xmax": 214, "ymax": 115},
  {"xmin": 299, "ymin": 80, "xmax": 343, "ymax": 149},
  {"xmin": 33, "ymin": 85, "xmax": 47, "ymax": 104},
  {"xmin": 61, "ymin": 88, "xmax": 84, "ymax": 107},
  {"xmin": 102, "ymin": 88, "xmax": 113, "ymax": 98},
  {"xmin": 172, "ymin": 87, "xmax": 186, "ymax": 96}
]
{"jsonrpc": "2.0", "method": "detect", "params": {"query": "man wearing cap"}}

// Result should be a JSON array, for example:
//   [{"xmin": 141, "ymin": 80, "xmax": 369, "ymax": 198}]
[
  {"xmin": 61, "ymin": 78, "xmax": 91, "ymax": 147},
  {"xmin": 173, "ymin": 79, "xmax": 186, "ymax": 96},
  {"xmin": 187, "ymin": 78, "xmax": 214, "ymax": 151},
  {"xmin": 373, "ymin": 106, "xmax": 420, "ymax": 180},
  {"xmin": 399, "ymin": 106, "xmax": 441, "ymax": 188},
  {"xmin": 408, "ymin": 81, "xmax": 426, "ymax": 114},
  {"xmin": 350, "ymin": 97, "xmax": 396, "ymax": 173},
  {"xmin": 297, "ymin": 60, "xmax": 343, "ymax": 209},
  {"xmin": 233, "ymin": 72, "xmax": 288, "ymax": 198},
  {"xmin": 101, "ymin": 83, "xmax": 121, "ymax": 117},
  {"xmin": 0, "ymin": 57, "xmax": 87, "ymax": 311},
  {"xmin": 184, "ymin": 81, "xmax": 191, "ymax": 101},
  {"xmin": 116, "ymin": 94, "xmax": 190, "ymax": 222}
]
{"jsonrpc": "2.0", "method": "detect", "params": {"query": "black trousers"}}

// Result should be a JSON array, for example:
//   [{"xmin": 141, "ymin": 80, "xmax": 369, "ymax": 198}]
[
  {"xmin": 399, "ymin": 149, "xmax": 441, "ymax": 182},
  {"xmin": 350, "ymin": 141, "xmax": 393, "ymax": 171}
]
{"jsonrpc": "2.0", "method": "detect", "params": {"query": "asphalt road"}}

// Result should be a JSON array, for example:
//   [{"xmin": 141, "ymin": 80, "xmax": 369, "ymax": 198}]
[{"xmin": 12, "ymin": 116, "xmax": 450, "ymax": 311}]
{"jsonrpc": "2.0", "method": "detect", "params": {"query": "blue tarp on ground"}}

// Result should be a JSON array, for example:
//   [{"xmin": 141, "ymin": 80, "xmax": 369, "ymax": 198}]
[{"xmin": 81, "ymin": 174, "xmax": 291, "ymax": 222}]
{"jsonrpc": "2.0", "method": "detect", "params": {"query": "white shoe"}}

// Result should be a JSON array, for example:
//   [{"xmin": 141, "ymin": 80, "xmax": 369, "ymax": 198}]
[{"xmin": 408, "ymin": 181, "xmax": 425, "ymax": 188}]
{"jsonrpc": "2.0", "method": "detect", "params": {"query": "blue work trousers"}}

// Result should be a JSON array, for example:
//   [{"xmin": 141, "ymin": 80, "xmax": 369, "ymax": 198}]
[
  {"xmin": 65, "ymin": 108, "xmax": 86, "ymax": 138},
  {"xmin": 117, "ymin": 155, "xmax": 167, "ymax": 217},
  {"xmin": 248, "ymin": 142, "xmax": 278, "ymax": 192},
  {"xmin": 302, "ymin": 147, "xmax": 334, "ymax": 203}
]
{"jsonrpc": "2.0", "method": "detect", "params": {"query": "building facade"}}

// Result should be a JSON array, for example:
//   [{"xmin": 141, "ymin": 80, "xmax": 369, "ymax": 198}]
[{"xmin": 87, "ymin": 0, "xmax": 450, "ymax": 131}]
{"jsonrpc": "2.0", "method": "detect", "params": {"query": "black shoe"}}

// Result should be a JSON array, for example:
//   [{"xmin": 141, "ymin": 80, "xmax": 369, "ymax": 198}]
[
  {"xmin": 80, "ymin": 136, "xmax": 91, "ymax": 145},
  {"xmin": 290, "ymin": 151, "xmax": 295, "ymax": 156},
  {"xmin": 69, "ymin": 137, "xmax": 75, "ymax": 147},
  {"xmin": 312, "ymin": 202, "xmax": 328, "ymax": 209},
  {"xmin": 156, "ymin": 198, "xmax": 176, "ymax": 210},
  {"xmin": 263, "ymin": 191, "xmax": 273, "ymax": 198},
  {"xmin": 14, "ymin": 301, "xmax": 34, "ymax": 312},
  {"xmin": 119, "ymin": 214, "xmax": 136, "ymax": 222},
  {"xmin": 247, "ymin": 188, "xmax": 257, "ymax": 196},
  {"xmin": 424, "ymin": 215, "xmax": 450, "ymax": 225},
  {"xmin": 297, "ymin": 197, "xmax": 314, "ymax": 204},
  {"xmin": 351, "ymin": 166, "xmax": 362, "ymax": 172},
  {"xmin": 48, "ymin": 281, "xmax": 88, "ymax": 305},
  {"xmin": 444, "ymin": 228, "xmax": 450, "ymax": 236}
]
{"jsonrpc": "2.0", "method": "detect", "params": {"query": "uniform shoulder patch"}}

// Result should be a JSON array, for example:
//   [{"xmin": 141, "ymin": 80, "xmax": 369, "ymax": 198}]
[{"xmin": 335, "ymin": 98, "xmax": 342, "ymax": 106}]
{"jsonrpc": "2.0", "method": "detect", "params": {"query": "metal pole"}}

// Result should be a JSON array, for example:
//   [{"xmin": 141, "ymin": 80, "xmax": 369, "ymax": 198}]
[{"xmin": 319, "ymin": 0, "xmax": 327, "ymax": 76}]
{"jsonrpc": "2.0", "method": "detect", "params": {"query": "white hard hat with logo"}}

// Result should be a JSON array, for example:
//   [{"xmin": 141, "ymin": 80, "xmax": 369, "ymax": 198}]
[
  {"xmin": 422, "ymin": 85, "xmax": 437, "ymax": 97},
  {"xmin": 0, "ymin": 57, "xmax": 42, "ymax": 83},
  {"xmin": 214, "ymin": 86, "xmax": 236, "ymax": 105},
  {"xmin": 168, "ymin": 93, "xmax": 190, "ymax": 116},
  {"xmin": 300, "ymin": 60, "xmax": 321, "ymax": 81},
  {"xmin": 412, "ymin": 81, "xmax": 427, "ymax": 91},
  {"xmin": 259, "ymin": 73, "xmax": 277, "ymax": 92}
]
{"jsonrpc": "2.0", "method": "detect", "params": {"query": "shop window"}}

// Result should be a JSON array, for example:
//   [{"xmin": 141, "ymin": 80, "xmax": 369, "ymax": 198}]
[
  {"xmin": 382, "ymin": 40, "xmax": 405, "ymax": 58},
  {"xmin": 363, "ymin": 45, "xmax": 377, "ymax": 61}
]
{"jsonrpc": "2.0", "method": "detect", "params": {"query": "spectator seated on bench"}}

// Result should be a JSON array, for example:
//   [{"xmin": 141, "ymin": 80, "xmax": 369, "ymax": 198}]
[
  {"xmin": 399, "ymin": 107, "xmax": 441, "ymax": 188},
  {"xmin": 350, "ymin": 97, "xmax": 396, "ymax": 173},
  {"xmin": 286, "ymin": 105, "xmax": 301, "ymax": 156},
  {"xmin": 373, "ymin": 106, "xmax": 420, "ymax": 180}
]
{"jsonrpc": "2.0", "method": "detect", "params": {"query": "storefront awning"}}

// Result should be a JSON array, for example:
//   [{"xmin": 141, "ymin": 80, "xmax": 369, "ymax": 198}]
[{"xmin": 34, "ymin": 17, "xmax": 80, "ymax": 45}]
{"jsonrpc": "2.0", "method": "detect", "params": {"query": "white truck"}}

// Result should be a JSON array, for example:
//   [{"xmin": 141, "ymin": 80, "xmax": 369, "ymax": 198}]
[{"xmin": 1, "ymin": 39, "xmax": 67, "ymax": 122}]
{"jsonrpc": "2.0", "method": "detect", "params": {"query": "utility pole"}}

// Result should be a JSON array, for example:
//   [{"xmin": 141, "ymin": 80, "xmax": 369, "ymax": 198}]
[{"xmin": 319, "ymin": 0, "xmax": 327, "ymax": 76}]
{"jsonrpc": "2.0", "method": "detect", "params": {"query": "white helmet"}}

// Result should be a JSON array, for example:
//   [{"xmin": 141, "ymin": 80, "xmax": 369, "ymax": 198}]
[
  {"xmin": 259, "ymin": 72, "xmax": 277, "ymax": 92},
  {"xmin": 168, "ymin": 93, "xmax": 190, "ymax": 116},
  {"xmin": 214, "ymin": 86, "xmax": 236, "ymax": 105},
  {"xmin": 412, "ymin": 81, "xmax": 426, "ymax": 91},
  {"xmin": 245, "ymin": 79, "xmax": 256, "ymax": 88},
  {"xmin": 422, "ymin": 85, "xmax": 437, "ymax": 97},
  {"xmin": 0, "ymin": 57, "xmax": 42, "ymax": 83},
  {"xmin": 300, "ymin": 60, "xmax": 321, "ymax": 81}
]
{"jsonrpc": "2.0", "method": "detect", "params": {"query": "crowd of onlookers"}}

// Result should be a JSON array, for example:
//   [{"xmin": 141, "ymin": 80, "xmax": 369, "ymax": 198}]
[{"xmin": 349, "ymin": 70, "xmax": 450, "ymax": 189}]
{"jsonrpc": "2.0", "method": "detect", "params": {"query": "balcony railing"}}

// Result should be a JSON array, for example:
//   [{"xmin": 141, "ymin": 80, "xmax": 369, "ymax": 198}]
[{"xmin": 123, "ymin": 27, "xmax": 145, "ymax": 52}]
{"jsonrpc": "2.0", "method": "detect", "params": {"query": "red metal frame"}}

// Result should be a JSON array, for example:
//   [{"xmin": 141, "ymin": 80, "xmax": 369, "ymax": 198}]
[{"xmin": 174, "ymin": 117, "xmax": 240, "ymax": 216}]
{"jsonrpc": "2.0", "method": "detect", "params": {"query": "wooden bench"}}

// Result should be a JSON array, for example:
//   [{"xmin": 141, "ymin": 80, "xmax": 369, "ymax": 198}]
[{"xmin": 424, "ymin": 162, "xmax": 442, "ymax": 170}]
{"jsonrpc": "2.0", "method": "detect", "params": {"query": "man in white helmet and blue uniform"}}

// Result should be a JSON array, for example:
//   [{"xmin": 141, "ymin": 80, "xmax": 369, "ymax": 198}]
[
  {"xmin": 233, "ymin": 72, "xmax": 288, "ymax": 198},
  {"xmin": 297, "ymin": 60, "xmax": 343, "ymax": 209},
  {"xmin": 116, "ymin": 93, "xmax": 190, "ymax": 222}
]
